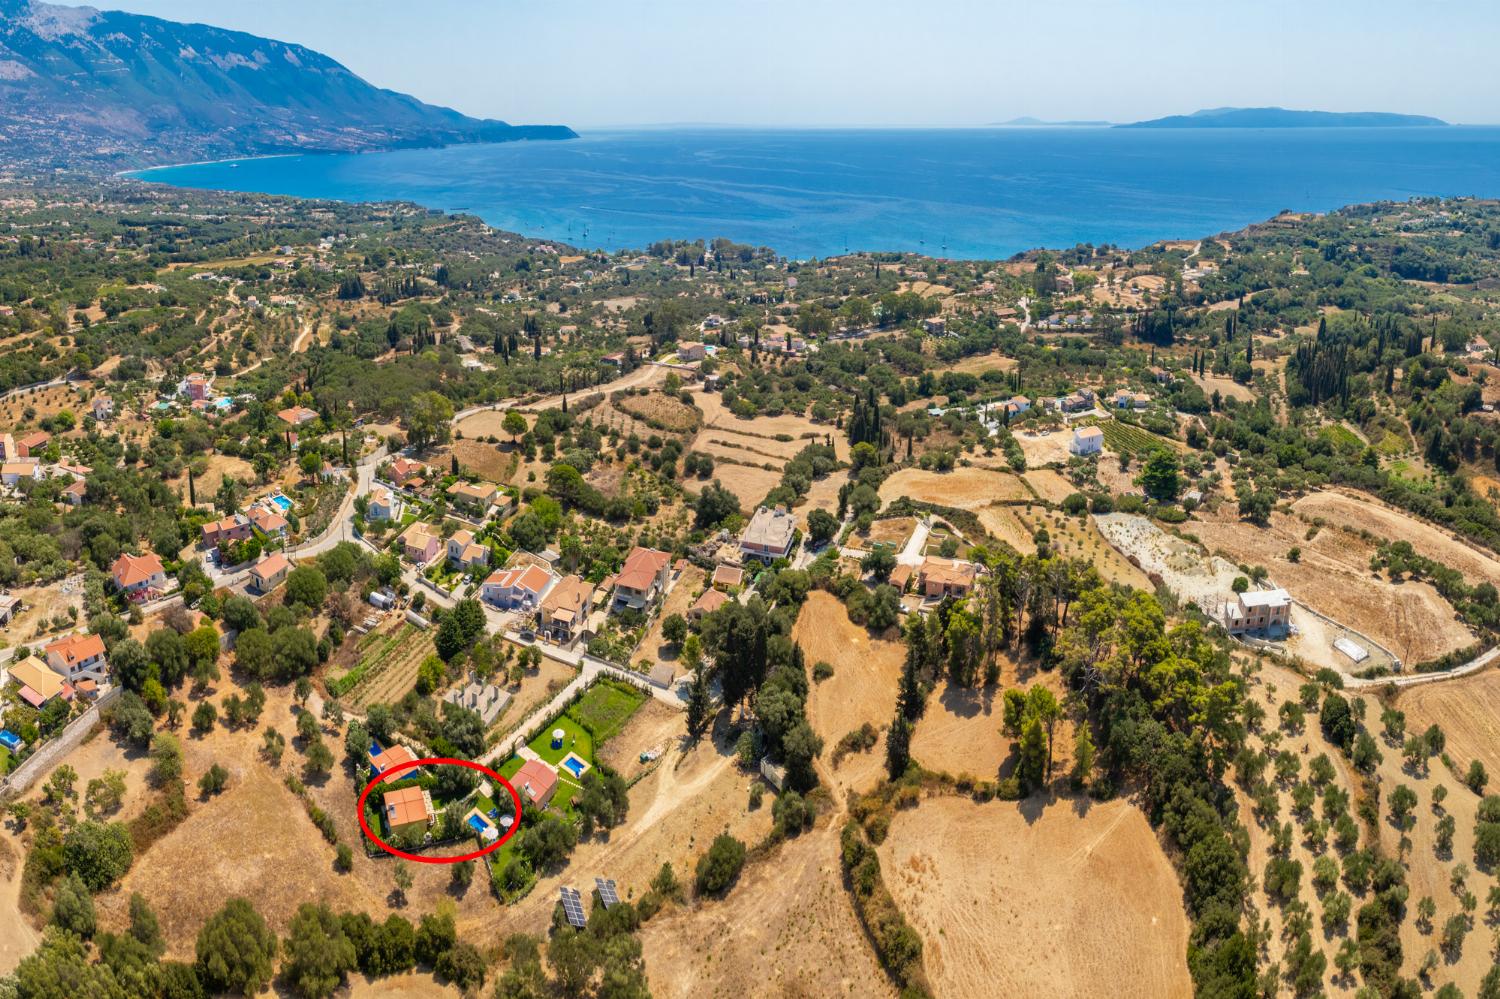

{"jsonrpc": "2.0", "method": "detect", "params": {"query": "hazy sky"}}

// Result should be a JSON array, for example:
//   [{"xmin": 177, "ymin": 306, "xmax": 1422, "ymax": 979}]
[{"xmin": 99, "ymin": 0, "xmax": 1499, "ymax": 127}]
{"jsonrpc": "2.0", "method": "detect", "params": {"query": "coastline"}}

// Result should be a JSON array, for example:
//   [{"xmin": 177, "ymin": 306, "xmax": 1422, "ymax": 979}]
[{"xmin": 117, "ymin": 152, "xmax": 304, "ymax": 180}]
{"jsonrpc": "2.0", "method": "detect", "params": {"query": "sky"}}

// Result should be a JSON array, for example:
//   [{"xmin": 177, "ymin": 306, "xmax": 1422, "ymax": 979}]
[{"xmin": 98, "ymin": 0, "xmax": 1500, "ymax": 128}]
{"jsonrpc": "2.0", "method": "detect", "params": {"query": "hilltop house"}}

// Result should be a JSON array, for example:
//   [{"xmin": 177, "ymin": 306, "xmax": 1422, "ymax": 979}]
[
  {"xmin": 277, "ymin": 405, "xmax": 318, "ymax": 427},
  {"xmin": 610, "ymin": 547, "xmax": 672, "ymax": 612},
  {"xmin": 738, "ymin": 506, "xmax": 797, "ymax": 564},
  {"xmin": 382, "ymin": 786, "xmax": 434, "ymax": 838},
  {"xmin": 110, "ymin": 552, "xmax": 166, "ymax": 601},
  {"xmin": 481, "ymin": 563, "xmax": 557, "ymax": 612},
  {"xmin": 916, "ymin": 556, "xmax": 979, "ymax": 600},
  {"xmin": 399, "ymin": 523, "xmax": 442, "ymax": 565},
  {"xmin": 540, "ymin": 575, "xmax": 596, "ymax": 645},
  {"xmin": 1071, "ymin": 426, "xmax": 1104, "ymax": 455},
  {"xmin": 513, "ymin": 758, "xmax": 558, "ymax": 808},
  {"xmin": 1221, "ymin": 588, "xmax": 1292, "ymax": 637},
  {"xmin": 446, "ymin": 530, "xmax": 490, "ymax": 571}
]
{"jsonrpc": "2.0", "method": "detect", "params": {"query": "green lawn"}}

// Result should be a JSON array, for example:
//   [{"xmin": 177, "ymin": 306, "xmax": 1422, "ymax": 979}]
[
  {"xmin": 566, "ymin": 679, "xmax": 646, "ymax": 743},
  {"xmin": 527, "ymin": 715, "xmax": 593, "ymax": 766}
]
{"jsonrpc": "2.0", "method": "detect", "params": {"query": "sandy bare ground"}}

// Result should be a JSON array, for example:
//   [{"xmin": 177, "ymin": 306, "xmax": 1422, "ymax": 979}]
[
  {"xmin": 635, "ymin": 567, "xmax": 705, "ymax": 670},
  {"xmin": 597, "ymin": 700, "xmax": 684, "ymax": 783},
  {"xmin": 879, "ymin": 796, "xmax": 1191, "ymax": 999},
  {"xmin": 640, "ymin": 818, "xmax": 895, "ymax": 999},
  {"xmin": 1191, "ymin": 505, "xmax": 1474, "ymax": 666},
  {"xmin": 0, "ymin": 837, "xmax": 39, "ymax": 974},
  {"xmin": 1096, "ymin": 513, "xmax": 1245, "ymax": 610},
  {"xmin": 695, "ymin": 392, "xmax": 848, "ymax": 462},
  {"xmin": 348, "ymin": 972, "xmax": 455, "ymax": 997},
  {"xmin": 1189, "ymin": 371, "xmax": 1255, "ymax": 403},
  {"xmin": 935, "ymin": 350, "xmax": 1019, "ymax": 376},
  {"xmin": 793, "ymin": 592, "xmax": 905, "ymax": 796},
  {"xmin": 697, "ymin": 429, "xmax": 809, "ymax": 461},
  {"xmin": 1292, "ymin": 489, "xmax": 1500, "ymax": 589},
  {"xmin": 452, "ymin": 408, "xmax": 516, "ymax": 440},
  {"xmin": 1016, "ymin": 429, "xmax": 1076, "ymax": 468},
  {"xmin": 909, "ymin": 680, "xmax": 1007, "ymax": 780},
  {"xmin": 704, "ymin": 462, "xmax": 782, "ymax": 514},
  {"xmin": 878, "ymin": 467, "xmax": 1029, "ymax": 511},
  {"xmin": 171, "ymin": 453, "xmax": 256, "ymax": 505},
  {"xmin": 0, "ymin": 578, "xmax": 85, "ymax": 647}
]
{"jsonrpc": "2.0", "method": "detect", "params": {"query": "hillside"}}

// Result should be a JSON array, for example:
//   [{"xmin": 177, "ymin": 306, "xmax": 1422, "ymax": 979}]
[
  {"xmin": 0, "ymin": 0, "xmax": 576, "ymax": 169},
  {"xmin": 1121, "ymin": 107, "xmax": 1448, "ymax": 129}
]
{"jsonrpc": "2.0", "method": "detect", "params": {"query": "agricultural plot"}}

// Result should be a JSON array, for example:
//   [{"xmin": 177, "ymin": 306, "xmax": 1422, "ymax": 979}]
[
  {"xmin": 879, "ymin": 797, "xmax": 1191, "ymax": 999},
  {"xmin": 334, "ymin": 623, "xmax": 435, "ymax": 710},
  {"xmin": 1098, "ymin": 419, "xmax": 1178, "ymax": 456},
  {"xmin": 877, "ymin": 467, "xmax": 1030, "ymax": 511}
]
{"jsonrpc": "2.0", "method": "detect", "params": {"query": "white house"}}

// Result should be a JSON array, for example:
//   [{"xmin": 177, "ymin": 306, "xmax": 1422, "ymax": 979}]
[
  {"xmin": 738, "ymin": 506, "xmax": 797, "ymax": 564},
  {"xmin": 481, "ymin": 563, "xmax": 558, "ymax": 611},
  {"xmin": 1071, "ymin": 426, "xmax": 1104, "ymax": 455},
  {"xmin": 1222, "ymin": 588, "xmax": 1292, "ymax": 637}
]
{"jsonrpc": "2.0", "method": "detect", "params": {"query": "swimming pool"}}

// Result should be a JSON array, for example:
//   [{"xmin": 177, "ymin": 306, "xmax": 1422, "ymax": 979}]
[
  {"xmin": 561, "ymin": 754, "xmax": 588, "ymax": 779},
  {"xmin": 0, "ymin": 730, "xmax": 21, "ymax": 752},
  {"xmin": 268, "ymin": 494, "xmax": 292, "ymax": 513},
  {"xmin": 466, "ymin": 814, "xmax": 490, "ymax": 834}
]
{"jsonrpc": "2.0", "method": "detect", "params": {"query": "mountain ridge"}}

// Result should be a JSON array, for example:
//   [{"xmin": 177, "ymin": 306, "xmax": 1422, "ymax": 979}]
[{"xmin": 0, "ymin": 0, "xmax": 576, "ymax": 169}]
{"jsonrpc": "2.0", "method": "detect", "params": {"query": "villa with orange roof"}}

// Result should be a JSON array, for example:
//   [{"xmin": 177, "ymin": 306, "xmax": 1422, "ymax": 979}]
[
  {"xmin": 445, "ymin": 529, "xmax": 490, "ymax": 570},
  {"xmin": 16, "ymin": 431, "xmax": 49, "ymax": 458},
  {"xmin": 201, "ymin": 513, "xmax": 253, "ymax": 547},
  {"xmin": 481, "ymin": 562, "xmax": 557, "ymax": 611},
  {"xmin": 382, "ymin": 785, "xmax": 435, "ymax": 838},
  {"xmin": 277, "ymin": 405, "xmax": 318, "ymax": 427},
  {"xmin": 110, "ymin": 552, "xmax": 166, "ymax": 600},
  {"xmin": 248, "ymin": 505, "xmax": 288, "ymax": 539},
  {"xmin": 513, "ymin": 758, "xmax": 558, "ymax": 808},
  {"xmin": 249, "ymin": 551, "xmax": 291, "ymax": 592},
  {"xmin": 399, "ymin": 522, "xmax": 441, "ymax": 564},
  {"xmin": 540, "ymin": 574, "xmax": 596, "ymax": 645},
  {"xmin": 44, "ymin": 632, "xmax": 108, "ymax": 681}
]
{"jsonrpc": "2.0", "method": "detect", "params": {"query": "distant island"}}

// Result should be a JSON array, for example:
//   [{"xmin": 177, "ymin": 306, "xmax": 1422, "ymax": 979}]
[
  {"xmin": 1120, "ymin": 107, "xmax": 1448, "ymax": 129},
  {"xmin": 992, "ymin": 117, "xmax": 1112, "ymax": 128}
]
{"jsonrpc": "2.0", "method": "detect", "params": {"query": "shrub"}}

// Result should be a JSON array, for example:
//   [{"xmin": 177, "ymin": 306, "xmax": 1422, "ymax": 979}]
[{"xmin": 694, "ymin": 834, "xmax": 746, "ymax": 896}]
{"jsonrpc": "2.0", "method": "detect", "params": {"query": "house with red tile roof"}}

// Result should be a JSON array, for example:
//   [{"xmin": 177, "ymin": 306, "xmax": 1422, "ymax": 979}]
[
  {"xmin": 249, "ymin": 552, "xmax": 291, "ymax": 593},
  {"xmin": 248, "ymin": 505, "xmax": 289, "ymax": 538},
  {"xmin": 688, "ymin": 587, "xmax": 729, "ymax": 623},
  {"xmin": 540, "ymin": 575, "xmax": 596, "ymax": 645},
  {"xmin": 110, "ymin": 552, "xmax": 166, "ymax": 600},
  {"xmin": 44, "ymin": 632, "xmax": 108, "ymax": 681},
  {"xmin": 382, "ymin": 785, "xmax": 434, "ymax": 837},
  {"xmin": 16, "ymin": 431, "xmax": 50, "ymax": 458},
  {"xmin": 513, "ymin": 759, "xmax": 558, "ymax": 808},
  {"xmin": 388, "ymin": 457, "xmax": 429, "ymax": 488},
  {"xmin": 610, "ymin": 547, "xmax": 672, "ymax": 612},
  {"xmin": 481, "ymin": 563, "xmax": 557, "ymax": 611},
  {"xmin": 277, "ymin": 405, "xmax": 319, "ymax": 426},
  {"xmin": 9, "ymin": 657, "xmax": 72, "ymax": 707},
  {"xmin": 201, "ymin": 513, "xmax": 253, "ymax": 548}
]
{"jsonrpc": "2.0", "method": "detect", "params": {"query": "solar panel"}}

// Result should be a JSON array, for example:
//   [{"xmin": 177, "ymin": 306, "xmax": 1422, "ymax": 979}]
[
  {"xmin": 595, "ymin": 877, "xmax": 619, "ymax": 909},
  {"xmin": 559, "ymin": 887, "xmax": 587, "ymax": 928}
]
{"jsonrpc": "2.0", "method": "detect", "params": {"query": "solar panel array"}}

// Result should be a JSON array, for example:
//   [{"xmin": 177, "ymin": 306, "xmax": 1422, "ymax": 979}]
[
  {"xmin": 559, "ymin": 887, "xmax": 586, "ymax": 928},
  {"xmin": 595, "ymin": 877, "xmax": 620, "ymax": 909}
]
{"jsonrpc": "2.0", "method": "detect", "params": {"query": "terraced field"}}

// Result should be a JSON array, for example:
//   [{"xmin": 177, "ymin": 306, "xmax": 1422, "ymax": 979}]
[{"xmin": 337, "ymin": 623, "xmax": 436, "ymax": 710}]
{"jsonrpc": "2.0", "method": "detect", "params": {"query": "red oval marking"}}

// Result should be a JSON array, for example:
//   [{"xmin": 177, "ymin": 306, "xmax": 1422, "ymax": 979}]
[{"xmin": 356, "ymin": 756, "xmax": 522, "ymax": 864}]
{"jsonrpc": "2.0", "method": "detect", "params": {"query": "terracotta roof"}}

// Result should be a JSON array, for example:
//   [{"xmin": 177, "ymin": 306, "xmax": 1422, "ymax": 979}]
[
  {"xmin": 370, "ymin": 744, "xmax": 419, "ymax": 774},
  {"xmin": 1, "ymin": 461, "xmax": 38, "ymax": 477},
  {"xmin": 446, "ymin": 481, "xmax": 497, "ymax": 503},
  {"xmin": 542, "ymin": 574, "xmax": 595, "ymax": 622},
  {"xmin": 382, "ymin": 786, "xmax": 433, "ymax": 828},
  {"xmin": 111, "ymin": 552, "xmax": 164, "ymax": 587},
  {"xmin": 691, "ymin": 588, "xmax": 729, "ymax": 616},
  {"xmin": 277, "ymin": 406, "xmax": 318, "ymax": 425},
  {"xmin": 251, "ymin": 551, "xmax": 289, "ymax": 580},
  {"xmin": 712, "ymin": 564, "xmax": 744, "ymax": 588},
  {"xmin": 17, "ymin": 431, "xmax": 49, "ymax": 449},
  {"xmin": 45, "ymin": 632, "xmax": 106, "ymax": 668},
  {"xmin": 450, "ymin": 529, "xmax": 474, "ymax": 547},
  {"xmin": 918, "ymin": 556, "xmax": 978, "ymax": 588},
  {"xmin": 514, "ymin": 759, "xmax": 558, "ymax": 803},
  {"xmin": 249, "ymin": 506, "xmax": 288, "ymax": 532},
  {"xmin": 615, "ymin": 547, "xmax": 670, "ymax": 592},
  {"xmin": 484, "ymin": 564, "xmax": 554, "ymax": 593}
]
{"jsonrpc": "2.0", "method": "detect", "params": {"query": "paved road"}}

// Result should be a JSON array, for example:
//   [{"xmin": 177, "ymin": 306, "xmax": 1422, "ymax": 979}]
[
  {"xmin": 1344, "ymin": 644, "xmax": 1499, "ymax": 690},
  {"xmin": 290, "ymin": 446, "xmax": 387, "ymax": 559},
  {"xmin": 452, "ymin": 362, "xmax": 664, "ymax": 425}
]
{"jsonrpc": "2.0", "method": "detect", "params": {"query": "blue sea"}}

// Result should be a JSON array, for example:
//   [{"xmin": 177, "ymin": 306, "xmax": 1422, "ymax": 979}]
[{"xmin": 129, "ymin": 127, "xmax": 1500, "ymax": 260}]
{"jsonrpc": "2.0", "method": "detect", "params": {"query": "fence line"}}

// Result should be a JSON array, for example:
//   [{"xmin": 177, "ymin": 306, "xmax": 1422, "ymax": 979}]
[{"xmin": 0, "ymin": 686, "xmax": 121, "ymax": 800}]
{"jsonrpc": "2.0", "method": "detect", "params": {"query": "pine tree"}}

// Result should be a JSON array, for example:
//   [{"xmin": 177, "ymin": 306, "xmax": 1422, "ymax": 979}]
[{"xmin": 686, "ymin": 667, "xmax": 712, "ymax": 739}]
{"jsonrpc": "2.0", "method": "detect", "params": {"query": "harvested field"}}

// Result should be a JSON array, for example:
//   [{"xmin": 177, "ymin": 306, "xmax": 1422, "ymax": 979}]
[
  {"xmin": 616, "ymin": 392, "xmax": 701, "ymax": 433},
  {"xmin": 692, "ymin": 437, "xmax": 785, "ymax": 470},
  {"xmin": 1291, "ymin": 489, "xmax": 1500, "ymax": 589},
  {"xmin": 439, "ymin": 439, "xmax": 517, "ymax": 484},
  {"xmin": 698, "ymin": 429, "xmax": 807, "ymax": 461},
  {"xmin": 793, "ymin": 592, "xmax": 905, "ymax": 794},
  {"xmin": 798, "ymin": 472, "xmax": 845, "ymax": 532},
  {"xmin": 847, "ymin": 516, "xmax": 916, "ymax": 553},
  {"xmin": 1015, "ymin": 428, "xmax": 1076, "ymax": 467},
  {"xmin": 909, "ymin": 681, "xmax": 1007, "ymax": 779},
  {"xmin": 936, "ymin": 350, "xmax": 1019, "ymax": 376},
  {"xmin": 1192, "ymin": 505, "xmax": 1474, "ymax": 666},
  {"xmin": 349, "ymin": 973, "xmax": 455, "ymax": 998},
  {"xmin": 1189, "ymin": 371, "xmax": 1255, "ymax": 403},
  {"xmin": 878, "ymin": 467, "xmax": 1029, "ymax": 511},
  {"xmin": 102, "ymin": 768, "xmax": 368, "ymax": 957},
  {"xmin": 695, "ymin": 392, "xmax": 848, "ymax": 461},
  {"xmin": 1021, "ymin": 468, "xmax": 1076, "ymax": 504},
  {"xmin": 596, "ymin": 699, "xmax": 684, "ymax": 782},
  {"xmin": 0, "ymin": 577, "xmax": 85, "ymax": 646},
  {"xmin": 637, "ymin": 567, "xmax": 704, "ymax": 668},
  {"xmin": 879, "ymin": 796, "xmax": 1191, "ymax": 999},
  {"xmin": 975, "ymin": 504, "xmax": 1036, "ymax": 553},
  {"xmin": 640, "ymin": 820, "xmax": 893, "ymax": 999},
  {"xmin": 172, "ymin": 453, "xmax": 256, "ymax": 503},
  {"xmin": 702, "ymin": 462, "xmax": 782, "ymax": 514},
  {"xmin": 452, "ymin": 408, "xmax": 520, "ymax": 440},
  {"xmin": 493, "ymin": 650, "xmax": 578, "ymax": 737},
  {"xmin": 1027, "ymin": 510, "xmax": 1151, "ymax": 589},
  {"xmin": 1398, "ymin": 668, "xmax": 1500, "ymax": 782}
]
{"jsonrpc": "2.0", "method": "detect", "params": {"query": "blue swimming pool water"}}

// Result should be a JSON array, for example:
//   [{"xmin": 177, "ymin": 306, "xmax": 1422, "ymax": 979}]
[
  {"xmin": 562, "ymin": 757, "xmax": 586, "ymax": 778},
  {"xmin": 467, "ymin": 814, "xmax": 489, "ymax": 833},
  {"xmin": 269, "ymin": 494, "xmax": 292, "ymax": 513},
  {"xmin": 0, "ymin": 730, "xmax": 22, "ymax": 751}
]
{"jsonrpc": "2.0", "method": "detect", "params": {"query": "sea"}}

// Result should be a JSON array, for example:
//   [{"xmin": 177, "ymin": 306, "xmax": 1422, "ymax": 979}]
[{"xmin": 128, "ymin": 126, "xmax": 1500, "ymax": 260}]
